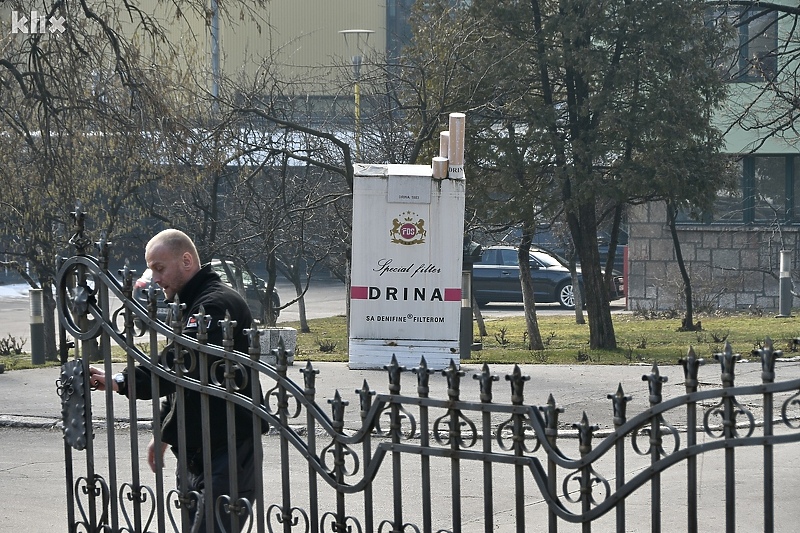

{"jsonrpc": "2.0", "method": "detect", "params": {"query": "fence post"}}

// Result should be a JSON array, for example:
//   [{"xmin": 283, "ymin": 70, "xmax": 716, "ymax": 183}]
[
  {"xmin": 777, "ymin": 249, "xmax": 793, "ymax": 317},
  {"xmin": 30, "ymin": 288, "xmax": 45, "ymax": 365}
]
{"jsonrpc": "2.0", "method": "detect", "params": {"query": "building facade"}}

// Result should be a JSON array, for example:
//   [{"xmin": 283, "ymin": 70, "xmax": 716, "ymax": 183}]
[{"xmin": 627, "ymin": 2, "xmax": 800, "ymax": 312}]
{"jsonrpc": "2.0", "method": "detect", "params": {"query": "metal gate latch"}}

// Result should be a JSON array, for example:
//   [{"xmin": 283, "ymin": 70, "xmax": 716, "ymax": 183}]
[{"xmin": 58, "ymin": 359, "xmax": 89, "ymax": 450}]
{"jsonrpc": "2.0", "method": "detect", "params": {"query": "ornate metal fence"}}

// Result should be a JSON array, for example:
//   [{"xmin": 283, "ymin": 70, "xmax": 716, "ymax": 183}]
[{"xmin": 57, "ymin": 213, "xmax": 800, "ymax": 533}]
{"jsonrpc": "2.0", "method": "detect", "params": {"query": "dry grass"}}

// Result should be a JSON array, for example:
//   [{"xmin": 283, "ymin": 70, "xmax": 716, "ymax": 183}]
[
  {"xmin": 284, "ymin": 312, "xmax": 800, "ymax": 365},
  {"xmin": 5, "ymin": 311, "xmax": 797, "ymax": 371}
]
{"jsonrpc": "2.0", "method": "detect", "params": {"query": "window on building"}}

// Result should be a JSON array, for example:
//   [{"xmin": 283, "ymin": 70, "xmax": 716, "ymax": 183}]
[
  {"xmin": 752, "ymin": 156, "xmax": 788, "ymax": 222},
  {"xmin": 793, "ymin": 156, "xmax": 800, "ymax": 221},
  {"xmin": 711, "ymin": 188, "xmax": 745, "ymax": 224},
  {"xmin": 683, "ymin": 155, "xmax": 796, "ymax": 225},
  {"xmin": 709, "ymin": 7, "xmax": 778, "ymax": 82}
]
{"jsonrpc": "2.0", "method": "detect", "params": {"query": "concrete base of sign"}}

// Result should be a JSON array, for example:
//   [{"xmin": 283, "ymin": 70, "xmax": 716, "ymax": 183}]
[
  {"xmin": 348, "ymin": 339, "xmax": 460, "ymax": 370},
  {"xmin": 259, "ymin": 327, "xmax": 296, "ymax": 366}
]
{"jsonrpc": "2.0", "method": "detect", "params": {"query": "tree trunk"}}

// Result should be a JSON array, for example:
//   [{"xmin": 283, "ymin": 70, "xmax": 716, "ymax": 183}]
[
  {"xmin": 667, "ymin": 201, "xmax": 698, "ymax": 331},
  {"xmin": 264, "ymin": 242, "xmax": 280, "ymax": 327},
  {"xmin": 472, "ymin": 295, "xmax": 487, "ymax": 338},
  {"xmin": 567, "ymin": 202, "xmax": 617, "ymax": 349},
  {"xmin": 292, "ymin": 275, "xmax": 310, "ymax": 333},
  {"xmin": 604, "ymin": 204, "xmax": 624, "ymax": 289},
  {"xmin": 568, "ymin": 251, "xmax": 585, "ymax": 325},
  {"xmin": 518, "ymin": 233, "xmax": 544, "ymax": 350}
]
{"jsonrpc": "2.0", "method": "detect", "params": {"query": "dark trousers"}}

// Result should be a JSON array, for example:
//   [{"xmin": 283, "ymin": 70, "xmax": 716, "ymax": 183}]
[{"xmin": 176, "ymin": 439, "xmax": 256, "ymax": 533}]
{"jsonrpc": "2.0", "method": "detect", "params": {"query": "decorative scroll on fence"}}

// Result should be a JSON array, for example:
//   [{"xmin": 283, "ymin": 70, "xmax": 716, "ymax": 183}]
[{"xmin": 58, "ymin": 207, "xmax": 800, "ymax": 533}]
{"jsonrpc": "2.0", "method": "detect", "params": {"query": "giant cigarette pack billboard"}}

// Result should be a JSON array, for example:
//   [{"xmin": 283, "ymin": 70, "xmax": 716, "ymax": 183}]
[{"xmin": 349, "ymin": 163, "xmax": 465, "ymax": 369}]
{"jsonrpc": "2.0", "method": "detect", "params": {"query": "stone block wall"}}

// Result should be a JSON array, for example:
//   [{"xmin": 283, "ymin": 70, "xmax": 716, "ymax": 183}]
[{"xmin": 627, "ymin": 203, "xmax": 799, "ymax": 312}]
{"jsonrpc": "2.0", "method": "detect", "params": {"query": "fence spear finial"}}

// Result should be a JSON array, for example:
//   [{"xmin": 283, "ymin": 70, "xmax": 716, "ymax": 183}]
[
  {"xmin": 474, "ymin": 363, "xmax": 499, "ymax": 403},
  {"xmin": 642, "ymin": 364, "xmax": 667, "ymax": 405},
  {"xmin": 506, "ymin": 364, "xmax": 530, "ymax": 405}
]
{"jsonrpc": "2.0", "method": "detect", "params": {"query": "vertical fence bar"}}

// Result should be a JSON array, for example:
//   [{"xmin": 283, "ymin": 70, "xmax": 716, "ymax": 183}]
[
  {"xmin": 643, "ymin": 365, "xmax": 667, "ymax": 533},
  {"xmin": 302, "ymin": 361, "xmax": 321, "ymax": 533},
  {"xmin": 474, "ymin": 364, "xmax": 498, "ymax": 533},
  {"xmin": 276, "ymin": 348, "xmax": 295, "ymax": 533},
  {"xmin": 95, "ymin": 237, "xmax": 122, "ymax": 533},
  {"xmin": 385, "ymin": 357, "xmax": 406, "ymax": 532},
  {"xmin": 69, "ymin": 206, "xmax": 104, "ymax": 531},
  {"xmin": 758, "ymin": 339, "xmax": 778, "ymax": 533},
  {"xmin": 680, "ymin": 348, "xmax": 704, "ymax": 533},
  {"xmin": 195, "ymin": 307, "xmax": 216, "ymax": 532},
  {"xmin": 169, "ymin": 301, "xmax": 192, "ymax": 533},
  {"xmin": 724, "ymin": 402, "xmax": 735, "ymax": 533},
  {"xmin": 356, "ymin": 379, "xmax": 375, "ymax": 533},
  {"xmin": 148, "ymin": 287, "xmax": 166, "ymax": 533},
  {"xmin": 221, "ymin": 314, "xmax": 243, "ymax": 533},
  {"xmin": 444, "ymin": 361, "xmax": 465, "ymax": 533},
  {"xmin": 328, "ymin": 392, "xmax": 349, "ymax": 532},
  {"xmin": 59, "ymin": 281, "xmax": 77, "ymax": 533},
  {"xmin": 608, "ymin": 385, "xmax": 631, "ymax": 533},
  {"xmin": 573, "ymin": 413, "xmax": 598, "ymax": 533},
  {"xmin": 120, "ymin": 261, "xmax": 144, "ymax": 533},
  {"xmin": 715, "ymin": 343, "xmax": 739, "ymax": 533},
  {"xmin": 247, "ymin": 332, "xmax": 265, "ymax": 533},
  {"xmin": 415, "ymin": 359, "xmax": 434, "ymax": 533},
  {"xmin": 79, "ymin": 284, "xmax": 101, "ymax": 530},
  {"xmin": 506, "ymin": 366, "xmax": 530, "ymax": 533},
  {"xmin": 540, "ymin": 394, "xmax": 563, "ymax": 533}
]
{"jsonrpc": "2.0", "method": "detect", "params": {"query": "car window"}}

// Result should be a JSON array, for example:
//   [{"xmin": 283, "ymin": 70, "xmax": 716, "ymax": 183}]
[
  {"xmin": 212, "ymin": 261, "xmax": 257, "ymax": 289},
  {"xmin": 499, "ymin": 249, "xmax": 519, "ymax": 266},
  {"xmin": 530, "ymin": 251, "xmax": 560, "ymax": 267},
  {"xmin": 481, "ymin": 249, "xmax": 500, "ymax": 265}
]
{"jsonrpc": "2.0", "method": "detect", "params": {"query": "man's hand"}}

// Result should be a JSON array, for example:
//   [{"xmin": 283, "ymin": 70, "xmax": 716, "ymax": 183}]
[
  {"xmin": 88, "ymin": 367, "xmax": 118, "ymax": 392},
  {"xmin": 147, "ymin": 437, "xmax": 169, "ymax": 473}
]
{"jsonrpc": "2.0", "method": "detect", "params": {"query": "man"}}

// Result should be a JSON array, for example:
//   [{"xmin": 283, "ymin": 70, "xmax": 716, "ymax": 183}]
[{"xmin": 90, "ymin": 229, "xmax": 257, "ymax": 533}]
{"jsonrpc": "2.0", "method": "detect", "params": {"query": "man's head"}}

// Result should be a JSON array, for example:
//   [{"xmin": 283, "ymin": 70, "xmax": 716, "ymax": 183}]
[{"xmin": 145, "ymin": 229, "xmax": 201, "ymax": 301}]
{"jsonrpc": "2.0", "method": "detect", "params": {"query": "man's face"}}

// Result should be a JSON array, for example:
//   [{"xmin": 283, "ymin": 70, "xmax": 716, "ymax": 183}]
[{"xmin": 146, "ymin": 243, "xmax": 191, "ymax": 301}]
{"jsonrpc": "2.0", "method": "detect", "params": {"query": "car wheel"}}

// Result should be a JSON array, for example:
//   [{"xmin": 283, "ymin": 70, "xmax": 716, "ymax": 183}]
[{"xmin": 557, "ymin": 281, "xmax": 576, "ymax": 310}]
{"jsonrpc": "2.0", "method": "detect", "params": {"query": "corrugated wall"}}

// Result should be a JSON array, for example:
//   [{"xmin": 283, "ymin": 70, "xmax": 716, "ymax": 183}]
[
  {"xmin": 220, "ymin": 0, "xmax": 386, "ymax": 94},
  {"xmin": 116, "ymin": 0, "xmax": 387, "ymax": 96}
]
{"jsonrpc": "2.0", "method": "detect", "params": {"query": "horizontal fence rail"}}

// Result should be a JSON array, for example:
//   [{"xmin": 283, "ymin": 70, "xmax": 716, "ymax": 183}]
[{"xmin": 57, "ymin": 211, "xmax": 800, "ymax": 533}]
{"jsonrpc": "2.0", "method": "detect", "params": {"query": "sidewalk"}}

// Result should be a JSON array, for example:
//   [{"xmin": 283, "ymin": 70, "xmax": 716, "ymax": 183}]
[
  {"xmin": 4, "ymin": 358, "xmax": 800, "ymax": 431},
  {"xmin": 2, "ymin": 360, "xmax": 800, "ymax": 532}
]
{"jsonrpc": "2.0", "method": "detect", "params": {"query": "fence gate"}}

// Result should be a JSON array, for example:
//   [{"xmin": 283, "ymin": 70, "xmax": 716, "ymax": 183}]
[{"xmin": 57, "ymin": 212, "xmax": 800, "ymax": 533}]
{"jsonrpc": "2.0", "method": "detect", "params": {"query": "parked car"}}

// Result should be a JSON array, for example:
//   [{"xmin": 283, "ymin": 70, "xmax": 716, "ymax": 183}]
[
  {"xmin": 529, "ymin": 228, "xmax": 628, "ymax": 273},
  {"xmin": 133, "ymin": 259, "xmax": 280, "ymax": 324},
  {"xmin": 472, "ymin": 245, "xmax": 624, "ymax": 309}
]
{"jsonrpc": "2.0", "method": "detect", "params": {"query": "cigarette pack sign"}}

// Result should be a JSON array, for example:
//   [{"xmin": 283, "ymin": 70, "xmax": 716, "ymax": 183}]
[{"xmin": 349, "ymin": 164, "xmax": 465, "ymax": 369}]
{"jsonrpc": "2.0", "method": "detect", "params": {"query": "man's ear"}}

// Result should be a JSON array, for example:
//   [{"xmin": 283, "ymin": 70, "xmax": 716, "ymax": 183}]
[{"xmin": 182, "ymin": 251, "xmax": 193, "ymax": 270}]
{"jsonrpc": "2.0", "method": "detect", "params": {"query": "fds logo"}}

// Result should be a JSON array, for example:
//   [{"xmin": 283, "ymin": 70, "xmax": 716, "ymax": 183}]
[{"xmin": 11, "ymin": 10, "xmax": 66, "ymax": 34}]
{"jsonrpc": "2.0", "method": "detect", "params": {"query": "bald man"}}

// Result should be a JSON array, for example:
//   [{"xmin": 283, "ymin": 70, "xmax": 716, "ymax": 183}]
[{"xmin": 91, "ymin": 229, "xmax": 257, "ymax": 533}]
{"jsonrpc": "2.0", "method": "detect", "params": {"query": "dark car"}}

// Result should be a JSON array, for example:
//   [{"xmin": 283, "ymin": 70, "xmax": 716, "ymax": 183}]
[
  {"xmin": 530, "ymin": 228, "xmax": 628, "ymax": 273},
  {"xmin": 133, "ymin": 259, "xmax": 281, "ymax": 324},
  {"xmin": 472, "ymin": 245, "xmax": 624, "ymax": 309}
]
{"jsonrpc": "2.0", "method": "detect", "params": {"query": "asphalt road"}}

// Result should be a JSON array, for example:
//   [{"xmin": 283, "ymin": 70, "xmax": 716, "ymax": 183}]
[
  {"xmin": 0, "ymin": 280, "xmax": 627, "ymax": 351},
  {"xmin": 0, "ymin": 278, "xmax": 347, "ymax": 347}
]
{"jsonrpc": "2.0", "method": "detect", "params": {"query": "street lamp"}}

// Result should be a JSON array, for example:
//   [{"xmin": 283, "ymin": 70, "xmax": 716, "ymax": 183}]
[
  {"xmin": 211, "ymin": 0, "xmax": 220, "ymax": 102},
  {"xmin": 339, "ymin": 29, "xmax": 373, "ymax": 161}
]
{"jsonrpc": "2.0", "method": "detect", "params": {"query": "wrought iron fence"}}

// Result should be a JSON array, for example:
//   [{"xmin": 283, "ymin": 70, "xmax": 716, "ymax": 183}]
[{"xmin": 57, "ymin": 209, "xmax": 800, "ymax": 533}]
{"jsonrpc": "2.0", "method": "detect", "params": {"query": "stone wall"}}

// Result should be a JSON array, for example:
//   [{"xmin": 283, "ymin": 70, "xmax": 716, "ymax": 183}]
[{"xmin": 627, "ymin": 203, "xmax": 800, "ymax": 313}]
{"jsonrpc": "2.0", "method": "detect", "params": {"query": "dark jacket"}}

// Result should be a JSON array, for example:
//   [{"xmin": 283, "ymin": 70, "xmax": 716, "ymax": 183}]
[{"xmin": 126, "ymin": 264, "xmax": 257, "ymax": 453}]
